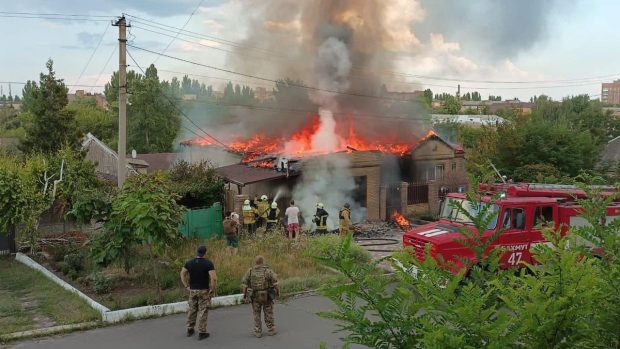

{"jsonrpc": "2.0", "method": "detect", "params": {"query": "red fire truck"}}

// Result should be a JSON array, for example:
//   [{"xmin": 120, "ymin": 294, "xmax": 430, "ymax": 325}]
[{"xmin": 402, "ymin": 183, "xmax": 620, "ymax": 274}]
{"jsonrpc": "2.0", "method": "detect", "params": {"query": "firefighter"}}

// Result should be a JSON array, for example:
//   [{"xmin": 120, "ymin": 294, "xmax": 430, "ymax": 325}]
[
  {"xmin": 242, "ymin": 199, "xmax": 259, "ymax": 238},
  {"xmin": 254, "ymin": 195, "xmax": 270, "ymax": 228},
  {"xmin": 266, "ymin": 202, "xmax": 280, "ymax": 232},
  {"xmin": 313, "ymin": 203, "xmax": 329, "ymax": 235},
  {"xmin": 339, "ymin": 203, "xmax": 352, "ymax": 236}
]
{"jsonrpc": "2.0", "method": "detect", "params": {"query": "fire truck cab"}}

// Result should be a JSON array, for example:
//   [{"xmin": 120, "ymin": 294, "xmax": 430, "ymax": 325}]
[{"xmin": 402, "ymin": 183, "xmax": 620, "ymax": 274}]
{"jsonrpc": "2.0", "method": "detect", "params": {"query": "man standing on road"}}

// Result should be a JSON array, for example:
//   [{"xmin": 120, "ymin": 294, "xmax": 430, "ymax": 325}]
[
  {"xmin": 242, "ymin": 255, "xmax": 279, "ymax": 338},
  {"xmin": 285, "ymin": 200, "xmax": 300, "ymax": 239},
  {"xmin": 180, "ymin": 245, "xmax": 217, "ymax": 340}
]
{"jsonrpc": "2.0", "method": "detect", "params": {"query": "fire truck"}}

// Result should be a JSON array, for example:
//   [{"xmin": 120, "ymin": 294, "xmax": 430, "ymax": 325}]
[{"xmin": 402, "ymin": 183, "xmax": 620, "ymax": 274}]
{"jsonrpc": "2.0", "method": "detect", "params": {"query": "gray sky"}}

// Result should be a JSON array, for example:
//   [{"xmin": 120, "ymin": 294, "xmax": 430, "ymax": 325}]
[{"xmin": 0, "ymin": 0, "xmax": 617, "ymax": 101}]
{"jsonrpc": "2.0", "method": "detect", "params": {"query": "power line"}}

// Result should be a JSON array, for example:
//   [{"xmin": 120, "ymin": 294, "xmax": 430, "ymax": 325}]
[
  {"xmin": 125, "ymin": 12, "xmax": 620, "ymax": 86},
  {"xmin": 74, "ymin": 23, "xmax": 111, "ymax": 87},
  {"xmin": 125, "ymin": 48, "xmax": 230, "ymax": 149},
  {"xmin": 0, "ymin": 14, "xmax": 112, "ymax": 22},
  {"xmin": 0, "ymin": 81, "xmax": 104, "ymax": 87},
  {"xmin": 90, "ymin": 45, "xmax": 117, "ymax": 93},
  {"xmin": 0, "ymin": 11, "xmax": 113, "ymax": 17},
  {"xmin": 167, "ymin": 98, "xmax": 430, "ymax": 122},
  {"xmin": 152, "ymin": 0, "xmax": 205, "ymax": 64},
  {"xmin": 125, "ymin": 14, "xmax": 273, "ymax": 54},
  {"xmin": 126, "ymin": 44, "xmax": 427, "ymax": 103}
]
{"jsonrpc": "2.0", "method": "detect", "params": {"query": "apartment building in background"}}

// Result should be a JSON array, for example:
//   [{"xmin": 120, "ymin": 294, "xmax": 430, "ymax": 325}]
[{"xmin": 602, "ymin": 80, "xmax": 620, "ymax": 105}]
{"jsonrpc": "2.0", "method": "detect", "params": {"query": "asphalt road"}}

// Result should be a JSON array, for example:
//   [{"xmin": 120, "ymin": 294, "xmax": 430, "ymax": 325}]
[{"xmin": 11, "ymin": 295, "xmax": 366, "ymax": 349}]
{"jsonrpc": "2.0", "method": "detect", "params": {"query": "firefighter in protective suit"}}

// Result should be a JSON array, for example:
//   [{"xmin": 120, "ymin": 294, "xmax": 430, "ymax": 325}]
[
  {"xmin": 313, "ymin": 202, "xmax": 329, "ymax": 235},
  {"xmin": 242, "ymin": 200, "xmax": 258, "ymax": 237},
  {"xmin": 242, "ymin": 255, "xmax": 279, "ymax": 338},
  {"xmin": 339, "ymin": 203, "xmax": 352, "ymax": 236},
  {"xmin": 266, "ymin": 202, "xmax": 280, "ymax": 232},
  {"xmin": 254, "ymin": 195, "xmax": 270, "ymax": 229}
]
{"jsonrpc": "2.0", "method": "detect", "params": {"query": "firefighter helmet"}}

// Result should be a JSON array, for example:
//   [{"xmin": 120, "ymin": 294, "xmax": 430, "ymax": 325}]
[
  {"xmin": 317, "ymin": 202, "xmax": 324, "ymax": 209},
  {"xmin": 261, "ymin": 195, "xmax": 268, "ymax": 201},
  {"xmin": 271, "ymin": 202, "xmax": 278, "ymax": 209},
  {"xmin": 244, "ymin": 199, "xmax": 250, "ymax": 205}
]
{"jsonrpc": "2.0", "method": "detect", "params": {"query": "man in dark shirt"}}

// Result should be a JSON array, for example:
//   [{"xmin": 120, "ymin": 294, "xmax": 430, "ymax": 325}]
[{"xmin": 180, "ymin": 245, "xmax": 217, "ymax": 340}]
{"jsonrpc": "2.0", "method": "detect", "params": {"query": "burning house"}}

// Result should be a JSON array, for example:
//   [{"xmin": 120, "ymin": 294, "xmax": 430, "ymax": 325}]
[
  {"xmin": 181, "ymin": 127, "xmax": 466, "ymax": 227},
  {"xmin": 177, "ymin": 2, "xmax": 469, "ymax": 227}
]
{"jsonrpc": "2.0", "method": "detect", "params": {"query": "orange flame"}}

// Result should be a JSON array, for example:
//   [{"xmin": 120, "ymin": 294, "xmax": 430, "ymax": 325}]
[
  {"xmin": 392, "ymin": 211, "xmax": 411, "ymax": 229},
  {"xmin": 182, "ymin": 113, "xmax": 440, "ymax": 161},
  {"xmin": 249, "ymin": 160, "xmax": 275, "ymax": 169}
]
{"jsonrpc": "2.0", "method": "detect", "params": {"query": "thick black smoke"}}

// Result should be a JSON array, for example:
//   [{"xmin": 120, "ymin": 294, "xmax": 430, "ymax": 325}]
[{"xmin": 213, "ymin": 0, "xmax": 430, "ymax": 143}]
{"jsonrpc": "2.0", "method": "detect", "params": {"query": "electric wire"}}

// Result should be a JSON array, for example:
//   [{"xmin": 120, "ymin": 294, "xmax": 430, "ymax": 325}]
[
  {"xmin": 131, "ymin": 24, "xmax": 615, "ymax": 91},
  {"xmin": 126, "ymin": 44, "xmax": 434, "ymax": 103},
  {"xmin": 0, "ymin": 14, "xmax": 112, "ymax": 22},
  {"xmin": 74, "ymin": 23, "xmax": 111, "ymax": 87},
  {"xmin": 0, "ymin": 81, "xmax": 104, "ymax": 88},
  {"xmin": 152, "ymin": 0, "xmax": 206, "ymax": 64},
  {"xmin": 124, "ymin": 12, "xmax": 620, "ymax": 86},
  {"xmin": 89, "ymin": 45, "xmax": 117, "ymax": 93},
  {"xmin": 125, "ymin": 48, "xmax": 230, "ymax": 149},
  {"xmin": 0, "ymin": 11, "xmax": 113, "ymax": 18}
]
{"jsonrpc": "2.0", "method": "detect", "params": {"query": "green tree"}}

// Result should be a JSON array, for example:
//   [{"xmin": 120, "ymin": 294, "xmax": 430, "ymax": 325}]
[
  {"xmin": 570, "ymin": 182, "xmax": 620, "ymax": 347},
  {"xmin": 105, "ymin": 65, "xmax": 181, "ymax": 153},
  {"xmin": 422, "ymin": 88, "xmax": 433, "ymax": 107},
  {"xmin": 168, "ymin": 160, "xmax": 224, "ymax": 209},
  {"xmin": 20, "ymin": 59, "xmax": 78, "ymax": 154},
  {"xmin": 441, "ymin": 95, "xmax": 461, "ymax": 114},
  {"xmin": 66, "ymin": 98, "xmax": 116, "ymax": 144},
  {"xmin": 512, "ymin": 163, "xmax": 563, "ymax": 183},
  {"xmin": 90, "ymin": 174, "xmax": 184, "ymax": 297},
  {"xmin": 318, "ymin": 180, "xmax": 614, "ymax": 349},
  {"xmin": 0, "ymin": 160, "xmax": 28, "ymax": 236}
]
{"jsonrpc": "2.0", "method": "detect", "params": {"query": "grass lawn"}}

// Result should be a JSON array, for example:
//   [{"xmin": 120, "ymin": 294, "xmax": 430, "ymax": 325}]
[
  {"xmin": 34, "ymin": 232, "xmax": 370, "ymax": 311},
  {"xmin": 95, "ymin": 233, "xmax": 357, "ymax": 310},
  {"xmin": 0, "ymin": 257, "xmax": 100, "ymax": 335}
]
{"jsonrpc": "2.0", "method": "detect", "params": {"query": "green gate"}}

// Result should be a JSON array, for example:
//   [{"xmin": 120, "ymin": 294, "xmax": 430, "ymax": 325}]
[{"xmin": 178, "ymin": 203, "xmax": 223, "ymax": 239}]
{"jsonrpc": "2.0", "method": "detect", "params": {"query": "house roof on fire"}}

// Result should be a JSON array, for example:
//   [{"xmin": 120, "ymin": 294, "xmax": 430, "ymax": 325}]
[
  {"xmin": 215, "ymin": 163, "xmax": 292, "ymax": 186},
  {"xmin": 412, "ymin": 132, "xmax": 464, "ymax": 154}
]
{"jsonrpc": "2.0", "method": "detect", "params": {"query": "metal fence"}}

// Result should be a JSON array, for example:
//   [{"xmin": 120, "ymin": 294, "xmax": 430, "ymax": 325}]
[
  {"xmin": 408, "ymin": 183, "xmax": 429, "ymax": 205},
  {"xmin": 178, "ymin": 203, "xmax": 224, "ymax": 239}
]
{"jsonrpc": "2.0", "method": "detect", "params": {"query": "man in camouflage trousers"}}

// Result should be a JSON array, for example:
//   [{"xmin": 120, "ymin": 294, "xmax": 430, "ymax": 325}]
[
  {"xmin": 180, "ymin": 245, "xmax": 217, "ymax": 340},
  {"xmin": 242, "ymin": 255, "xmax": 279, "ymax": 338}
]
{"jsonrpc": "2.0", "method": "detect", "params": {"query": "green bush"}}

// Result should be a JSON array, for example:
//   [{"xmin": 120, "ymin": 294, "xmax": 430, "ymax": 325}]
[
  {"xmin": 160, "ymin": 269, "xmax": 178, "ymax": 290},
  {"xmin": 90, "ymin": 273, "xmax": 112, "ymax": 295},
  {"xmin": 67, "ymin": 269, "xmax": 78, "ymax": 280},
  {"xmin": 64, "ymin": 252, "xmax": 85, "ymax": 273},
  {"xmin": 46, "ymin": 244, "xmax": 76, "ymax": 262},
  {"xmin": 58, "ymin": 261, "xmax": 71, "ymax": 275},
  {"xmin": 306, "ymin": 235, "xmax": 371, "ymax": 265}
]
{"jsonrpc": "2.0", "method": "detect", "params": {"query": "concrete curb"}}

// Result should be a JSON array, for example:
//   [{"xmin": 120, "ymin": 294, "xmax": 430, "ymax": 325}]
[
  {"xmin": 102, "ymin": 294, "xmax": 245, "ymax": 323},
  {"xmin": 0, "ymin": 322, "xmax": 99, "ymax": 342},
  {"xmin": 14, "ymin": 253, "xmax": 245, "ymax": 325},
  {"xmin": 15, "ymin": 253, "xmax": 110, "ymax": 314}
]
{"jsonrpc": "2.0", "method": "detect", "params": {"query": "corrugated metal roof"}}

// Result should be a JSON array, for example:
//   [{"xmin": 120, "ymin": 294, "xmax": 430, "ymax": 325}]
[{"xmin": 215, "ymin": 164, "xmax": 289, "ymax": 186}]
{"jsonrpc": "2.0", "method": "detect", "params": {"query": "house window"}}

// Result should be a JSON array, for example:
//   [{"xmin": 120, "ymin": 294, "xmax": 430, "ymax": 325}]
[
  {"xmin": 435, "ymin": 164, "xmax": 444, "ymax": 180},
  {"xmin": 452, "ymin": 162, "xmax": 457, "ymax": 171}
]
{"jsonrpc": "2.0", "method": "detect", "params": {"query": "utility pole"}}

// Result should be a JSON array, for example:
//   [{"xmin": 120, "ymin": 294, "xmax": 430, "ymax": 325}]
[{"xmin": 114, "ymin": 16, "xmax": 128, "ymax": 188}]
